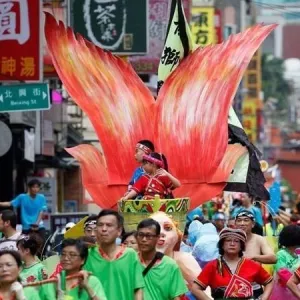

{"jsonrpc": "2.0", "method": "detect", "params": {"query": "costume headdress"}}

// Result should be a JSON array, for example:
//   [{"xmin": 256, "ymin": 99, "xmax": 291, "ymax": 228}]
[
  {"xmin": 136, "ymin": 143, "xmax": 152, "ymax": 155},
  {"xmin": 218, "ymin": 227, "xmax": 247, "ymax": 276},
  {"xmin": 235, "ymin": 210, "xmax": 255, "ymax": 222},
  {"xmin": 142, "ymin": 154, "xmax": 164, "ymax": 168},
  {"xmin": 84, "ymin": 220, "xmax": 97, "ymax": 229},
  {"xmin": 44, "ymin": 12, "xmax": 275, "ymax": 209},
  {"xmin": 219, "ymin": 228, "xmax": 247, "ymax": 244}
]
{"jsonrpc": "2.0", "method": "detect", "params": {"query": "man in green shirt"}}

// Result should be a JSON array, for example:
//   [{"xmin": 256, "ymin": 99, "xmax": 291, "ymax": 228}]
[
  {"xmin": 84, "ymin": 209, "xmax": 144, "ymax": 300},
  {"xmin": 136, "ymin": 218, "xmax": 188, "ymax": 300}
]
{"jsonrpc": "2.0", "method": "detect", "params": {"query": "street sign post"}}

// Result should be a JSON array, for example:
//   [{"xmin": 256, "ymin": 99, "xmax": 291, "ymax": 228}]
[{"xmin": 0, "ymin": 83, "xmax": 50, "ymax": 113}]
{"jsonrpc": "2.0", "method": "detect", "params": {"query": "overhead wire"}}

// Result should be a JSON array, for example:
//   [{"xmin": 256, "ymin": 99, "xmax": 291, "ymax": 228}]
[{"xmin": 252, "ymin": 0, "xmax": 300, "ymax": 19}]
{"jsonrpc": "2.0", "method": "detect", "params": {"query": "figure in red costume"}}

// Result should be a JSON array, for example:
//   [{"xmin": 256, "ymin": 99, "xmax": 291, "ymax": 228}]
[{"xmin": 122, "ymin": 152, "xmax": 181, "ymax": 200}]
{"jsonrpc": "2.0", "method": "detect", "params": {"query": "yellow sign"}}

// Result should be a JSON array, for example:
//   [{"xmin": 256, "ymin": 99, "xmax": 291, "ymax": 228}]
[
  {"xmin": 242, "ymin": 48, "xmax": 262, "ymax": 143},
  {"xmin": 191, "ymin": 7, "xmax": 215, "ymax": 46},
  {"xmin": 242, "ymin": 98, "xmax": 257, "ymax": 143}
]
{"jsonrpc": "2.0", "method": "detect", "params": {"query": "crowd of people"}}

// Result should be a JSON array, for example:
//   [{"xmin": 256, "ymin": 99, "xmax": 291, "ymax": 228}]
[
  {"xmin": 0, "ymin": 202, "xmax": 299, "ymax": 299},
  {"xmin": 1, "ymin": 140, "xmax": 300, "ymax": 299},
  {"xmin": 0, "ymin": 209, "xmax": 187, "ymax": 299}
]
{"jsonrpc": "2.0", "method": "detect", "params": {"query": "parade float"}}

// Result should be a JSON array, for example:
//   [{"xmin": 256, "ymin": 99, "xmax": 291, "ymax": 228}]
[
  {"xmin": 44, "ymin": 0, "xmax": 275, "ymax": 236},
  {"xmin": 40, "ymin": 0, "xmax": 278, "ymax": 293}
]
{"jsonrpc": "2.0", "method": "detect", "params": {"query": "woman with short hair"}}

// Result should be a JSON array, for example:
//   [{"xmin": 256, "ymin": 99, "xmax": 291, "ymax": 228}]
[
  {"xmin": 41, "ymin": 238, "xmax": 107, "ymax": 300},
  {"xmin": 0, "ymin": 250, "xmax": 39, "ymax": 300}
]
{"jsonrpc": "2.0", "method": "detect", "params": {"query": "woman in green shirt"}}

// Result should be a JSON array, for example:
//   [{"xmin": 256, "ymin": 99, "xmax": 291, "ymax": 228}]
[
  {"xmin": 0, "ymin": 250, "xmax": 39, "ymax": 300},
  {"xmin": 275, "ymin": 225, "xmax": 300, "ymax": 273},
  {"xmin": 41, "ymin": 239, "xmax": 107, "ymax": 300},
  {"xmin": 17, "ymin": 234, "xmax": 48, "ymax": 284},
  {"xmin": 270, "ymin": 225, "xmax": 300, "ymax": 299}
]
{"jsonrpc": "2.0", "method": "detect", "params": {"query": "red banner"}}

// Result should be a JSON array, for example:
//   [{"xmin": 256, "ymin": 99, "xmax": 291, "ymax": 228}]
[
  {"xmin": 0, "ymin": 0, "xmax": 41, "ymax": 81},
  {"xmin": 215, "ymin": 9, "xmax": 222, "ymax": 44},
  {"xmin": 43, "ymin": 2, "xmax": 66, "ymax": 77}
]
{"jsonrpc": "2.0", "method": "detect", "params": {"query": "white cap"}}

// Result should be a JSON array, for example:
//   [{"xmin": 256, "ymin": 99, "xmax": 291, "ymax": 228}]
[{"xmin": 62, "ymin": 222, "xmax": 76, "ymax": 234}]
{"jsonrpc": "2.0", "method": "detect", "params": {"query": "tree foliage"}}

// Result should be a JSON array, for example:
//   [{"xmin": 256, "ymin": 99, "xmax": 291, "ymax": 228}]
[{"xmin": 261, "ymin": 53, "xmax": 291, "ymax": 110}]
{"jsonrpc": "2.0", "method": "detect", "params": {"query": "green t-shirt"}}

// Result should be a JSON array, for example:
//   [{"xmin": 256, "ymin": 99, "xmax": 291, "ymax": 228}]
[
  {"xmin": 84, "ymin": 247, "xmax": 145, "ymax": 300},
  {"xmin": 24, "ymin": 286, "xmax": 41, "ymax": 300},
  {"xmin": 40, "ymin": 275, "xmax": 107, "ymax": 300},
  {"xmin": 275, "ymin": 248, "xmax": 300, "ymax": 272},
  {"xmin": 142, "ymin": 255, "xmax": 188, "ymax": 300},
  {"xmin": 20, "ymin": 261, "xmax": 48, "ymax": 283}
]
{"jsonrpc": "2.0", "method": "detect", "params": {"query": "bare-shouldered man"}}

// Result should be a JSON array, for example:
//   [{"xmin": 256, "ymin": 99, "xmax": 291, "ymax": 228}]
[{"xmin": 235, "ymin": 210, "xmax": 277, "ymax": 299}]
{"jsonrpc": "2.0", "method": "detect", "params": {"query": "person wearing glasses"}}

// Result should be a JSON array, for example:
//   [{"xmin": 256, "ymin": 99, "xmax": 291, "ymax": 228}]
[
  {"xmin": 191, "ymin": 228, "xmax": 273, "ymax": 300},
  {"xmin": 41, "ymin": 238, "xmax": 107, "ymax": 300},
  {"xmin": 136, "ymin": 218, "xmax": 187, "ymax": 300},
  {"xmin": 84, "ymin": 209, "xmax": 145, "ymax": 300},
  {"xmin": 17, "ymin": 234, "xmax": 48, "ymax": 284},
  {"xmin": 0, "ymin": 250, "xmax": 40, "ymax": 300},
  {"xmin": 50, "ymin": 217, "xmax": 98, "ymax": 279}
]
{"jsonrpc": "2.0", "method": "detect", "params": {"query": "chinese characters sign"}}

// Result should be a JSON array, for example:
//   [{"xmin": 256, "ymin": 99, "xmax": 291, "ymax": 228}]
[
  {"xmin": 69, "ymin": 0, "xmax": 148, "ymax": 54},
  {"xmin": 242, "ymin": 98, "xmax": 257, "ymax": 143},
  {"xmin": 130, "ymin": 0, "xmax": 191, "ymax": 74},
  {"xmin": 0, "ymin": 0, "xmax": 41, "ymax": 81},
  {"xmin": 129, "ymin": 0, "xmax": 169, "ymax": 74},
  {"xmin": 242, "ymin": 50, "xmax": 262, "ymax": 143},
  {"xmin": 43, "ymin": 3, "xmax": 66, "ymax": 77},
  {"xmin": 191, "ymin": 7, "xmax": 215, "ymax": 46}
]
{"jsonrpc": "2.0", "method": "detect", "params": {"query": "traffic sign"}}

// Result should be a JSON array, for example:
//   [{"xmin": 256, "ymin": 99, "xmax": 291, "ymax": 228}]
[{"xmin": 0, "ymin": 83, "xmax": 50, "ymax": 112}]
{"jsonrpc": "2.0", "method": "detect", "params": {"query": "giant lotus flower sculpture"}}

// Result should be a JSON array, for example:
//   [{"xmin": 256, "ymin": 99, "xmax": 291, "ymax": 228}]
[{"xmin": 45, "ymin": 13, "xmax": 275, "ymax": 209}]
